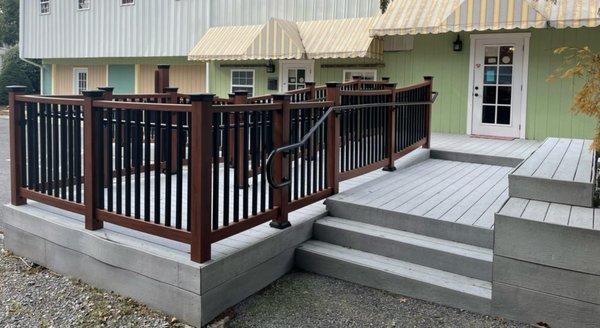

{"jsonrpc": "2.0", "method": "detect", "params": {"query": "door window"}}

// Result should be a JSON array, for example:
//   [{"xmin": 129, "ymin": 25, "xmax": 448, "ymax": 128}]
[
  {"xmin": 481, "ymin": 45, "xmax": 514, "ymax": 125},
  {"xmin": 287, "ymin": 69, "xmax": 306, "ymax": 91}
]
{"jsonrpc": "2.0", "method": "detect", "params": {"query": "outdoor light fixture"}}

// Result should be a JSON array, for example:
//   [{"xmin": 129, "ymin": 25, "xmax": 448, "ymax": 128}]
[
  {"xmin": 266, "ymin": 60, "xmax": 276, "ymax": 73},
  {"xmin": 453, "ymin": 35, "xmax": 463, "ymax": 52}
]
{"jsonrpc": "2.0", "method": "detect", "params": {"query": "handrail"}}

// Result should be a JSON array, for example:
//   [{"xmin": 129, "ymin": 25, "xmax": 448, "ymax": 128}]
[{"xmin": 265, "ymin": 92, "xmax": 438, "ymax": 189}]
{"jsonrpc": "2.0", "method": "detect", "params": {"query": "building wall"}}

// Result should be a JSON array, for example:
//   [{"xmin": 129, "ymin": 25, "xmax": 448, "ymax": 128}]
[
  {"xmin": 52, "ymin": 64, "xmax": 107, "ymax": 95},
  {"xmin": 21, "ymin": 0, "xmax": 379, "ymax": 59},
  {"xmin": 379, "ymin": 27, "xmax": 599, "ymax": 140},
  {"xmin": 138, "ymin": 64, "xmax": 206, "ymax": 94},
  {"xmin": 209, "ymin": 61, "xmax": 279, "ymax": 98}
]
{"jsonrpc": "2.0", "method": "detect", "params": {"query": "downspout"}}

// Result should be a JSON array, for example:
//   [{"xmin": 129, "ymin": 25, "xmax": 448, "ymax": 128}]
[{"xmin": 20, "ymin": 57, "xmax": 45, "ymax": 95}]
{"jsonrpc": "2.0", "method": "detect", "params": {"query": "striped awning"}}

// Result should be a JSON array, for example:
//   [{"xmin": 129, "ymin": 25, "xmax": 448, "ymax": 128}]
[
  {"xmin": 297, "ymin": 17, "xmax": 384, "ymax": 60},
  {"xmin": 189, "ymin": 18, "xmax": 305, "ymax": 61},
  {"xmin": 189, "ymin": 17, "xmax": 383, "ymax": 61},
  {"xmin": 370, "ymin": 0, "xmax": 600, "ymax": 37}
]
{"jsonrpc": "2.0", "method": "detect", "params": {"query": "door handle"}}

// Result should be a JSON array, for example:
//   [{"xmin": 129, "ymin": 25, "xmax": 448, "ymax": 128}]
[{"xmin": 474, "ymin": 93, "xmax": 480, "ymax": 97}]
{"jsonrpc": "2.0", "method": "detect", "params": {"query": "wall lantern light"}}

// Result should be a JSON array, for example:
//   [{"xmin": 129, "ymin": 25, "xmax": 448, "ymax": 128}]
[
  {"xmin": 266, "ymin": 60, "xmax": 276, "ymax": 73},
  {"xmin": 453, "ymin": 35, "xmax": 463, "ymax": 52}
]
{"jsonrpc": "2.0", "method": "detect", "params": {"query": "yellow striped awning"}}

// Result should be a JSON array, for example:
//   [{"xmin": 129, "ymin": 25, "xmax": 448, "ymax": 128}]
[
  {"xmin": 188, "ymin": 18, "xmax": 305, "ymax": 61},
  {"xmin": 297, "ymin": 17, "xmax": 384, "ymax": 60},
  {"xmin": 189, "ymin": 17, "xmax": 383, "ymax": 61},
  {"xmin": 370, "ymin": 0, "xmax": 600, "ymax": 37}
]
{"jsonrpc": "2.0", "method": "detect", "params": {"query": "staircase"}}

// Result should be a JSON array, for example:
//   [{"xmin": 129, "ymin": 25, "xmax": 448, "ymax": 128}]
[{"xmin": 296, "ymin": 204, "xmax": 494, "ymax": 315}]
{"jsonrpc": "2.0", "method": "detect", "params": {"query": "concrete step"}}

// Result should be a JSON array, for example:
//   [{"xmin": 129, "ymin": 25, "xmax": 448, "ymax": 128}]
[
  {"xmin": 325, "ymin": 199, "xmax": 494, "ymax": 249},
  {"xmin": 296, "ymin": 240, "xmax": 492, "ymax": 315},
  {"xmin": 314, "ymin": 217, "xmax": 493, "ymax": 281}
]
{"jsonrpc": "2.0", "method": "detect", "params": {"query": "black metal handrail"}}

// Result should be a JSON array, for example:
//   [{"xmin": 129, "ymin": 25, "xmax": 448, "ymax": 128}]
[{"xmin": 265, "ymin": 92, "xmax": 438, "ymax": 189}]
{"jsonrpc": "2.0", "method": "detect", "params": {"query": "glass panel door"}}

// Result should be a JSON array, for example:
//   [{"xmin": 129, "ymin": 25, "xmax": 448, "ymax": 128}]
[{"xmin": 481, "ymin": 45, "xmax": 514, "ymax": 125}]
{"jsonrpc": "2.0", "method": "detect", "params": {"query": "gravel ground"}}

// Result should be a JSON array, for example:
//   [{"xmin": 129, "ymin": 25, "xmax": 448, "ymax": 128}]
[
  {"xmin": 224, "ymin": 271, "xmax": 529, "ymax": 328},
  {"xmin": 0, "ymin": 117, "xmax": 529, "ymax": 327}
]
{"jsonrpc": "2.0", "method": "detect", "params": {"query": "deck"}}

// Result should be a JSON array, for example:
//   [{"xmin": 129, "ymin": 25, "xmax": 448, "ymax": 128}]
[{"xmin": 430, "ymin": 133, "xmax": 542, "ymax": 166}]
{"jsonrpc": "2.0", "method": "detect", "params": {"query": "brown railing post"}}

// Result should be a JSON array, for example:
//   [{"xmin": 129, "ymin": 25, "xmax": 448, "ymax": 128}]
[
  {"xmin": 155, "ymin": 65, "xmax": 170, "ymax": 94},
  {"xmin": 383, "ymin": 83, "xmax": 398, "ymax": 172},
  {"xmin": 165, "ymin": 87, "xmax": 179, "ymax": 173},
  {"xmin": 305, "ymin": 82, "xmax": 316, "ymax": 100},
  {"xmin": 270, "ymin": 94, "xmax": 292, "ymax": 229},
  {"xmin": 233, "ymin": 91, "xmax": 248, "ymax": 188},
  {"xmin": 7, "ymin": 86, "xmax": 28, "ymax": 206},
  {"xmin": 423, "ymin": 76, "xmax": 434, "ymax": 149},
  {"xmin": 83, "ymin": 90, "xmax": 106, "ymax": 230},
  {"xmin": 189, "ymin": 93, "xmax": 214, "ymax": 263},
  {"xmin": 98, "ymin": 87, "xmax": 114, "ymax": 187},
  {"xmin": 325, "ymin": 83, "xmax": 341, "ymax": 194}
]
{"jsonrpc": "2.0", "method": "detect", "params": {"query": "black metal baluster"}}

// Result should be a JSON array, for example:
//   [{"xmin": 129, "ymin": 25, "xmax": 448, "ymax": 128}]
[
  {"xmin": 107, "ymin": 109, "xmax": 114, "ymax": 211},
  {"xmin": 233, "ymin": 112, "xmax": 240, "ymax": 222},
  {"xmin": 144, "ymin": 110, "xmax": 151, "ymax": 221},
  {"xmin": 251, "ymin": 111, "xmax": 259, "ymax": 215},
  {"xmin": 60, "ymin": 105, "xmax": 67, "ymax": 198},
  {"xmin": 134, "ymin": 110, "xmax": 142, "ymax": 219},
  {"xmin": 164, "ymin": 112, "xmax": 172, "ymax": 226},
  {"xmin": 39, "ymin": 103, "xmax": 47, "ymax": 193},
  {"xmin": 46, "ymin": 103, "xmax": 53, "ymax": 195},
  {"xmin": 243, "ymin": 111, "xmax": 249, "ymax": 219},
  {"xmin": 67, "ymin": 105, "xmax": 74, "ymax": 201},
  {"xmin": 222, "ymin": 112, "xmax": 230, "ymax": 226},
  {"xmin": 154, "ymin": 110, "xmax": 161, "ymax": 224},
  {"xmin": 175, "ymin": 112, "xmax": 184, "ymax": 229},
  {"xmin": 293, "ymin": 109, "xmax": 299, "ymax": 200},
  {"xmin": 52, "ymin": 104, "xmax": 59, "ymax": 197},
  {"xmin": 124, "ymin": 109, "xmax": 132, "ymax": 217},
  {"xmin": 259, "ymin": 111, "xmax": 266, "ymax": 212},
  {"xmin": 115, "ymin": 109, "xmax": 123, "ymax": 214}
]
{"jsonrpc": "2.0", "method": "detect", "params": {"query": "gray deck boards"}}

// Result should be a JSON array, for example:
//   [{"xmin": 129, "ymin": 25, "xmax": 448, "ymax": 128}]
[
  {"xmin": 332, "ymin": 159, "xmax": 512, "ymax": 230},
  {"xmin": 499, "ymin": 197, "xmax": 599, "ymax": 230},
  {"xmin": 430, "ymin": 133, "xmax": 541, "ymax": 160}
]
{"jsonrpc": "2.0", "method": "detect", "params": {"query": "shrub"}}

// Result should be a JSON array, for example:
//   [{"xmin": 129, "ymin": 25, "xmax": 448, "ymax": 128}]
[
  {"xmin": 0, "ymin": 46, "xmax": 40, "ymax": 105},
  {"xmin": 549, "ymin": 47, "xmax": 600, "ymax": 149}
]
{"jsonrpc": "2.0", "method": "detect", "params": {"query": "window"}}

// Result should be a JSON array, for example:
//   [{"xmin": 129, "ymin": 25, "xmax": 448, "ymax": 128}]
[
  {"xmin": 231, "ymin": 70, "xmax": 255, "ymax": 97},
  {"xmin": 343, "ymin": 69, "xmax": 377, "ymax": 82},
  {"xmin": 78, "ymin": 0, "xmax": 91, "ymax": 10},
  {"xmin": 121, "ymin": 0, "xmax": 134, "ymax": 5},
  {"xmin": 40, "ymin": 0, "xmax": 50, "ymax": 14},
  {"xmin": 73, "ymin": 68, "xmax": 88, "ymax": 95}
]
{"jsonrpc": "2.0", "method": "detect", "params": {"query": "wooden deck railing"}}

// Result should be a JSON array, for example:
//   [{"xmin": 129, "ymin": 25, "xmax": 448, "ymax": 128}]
[{"xmin": 7, "ymin": 76, "xmax": 435, "ymax": 263}]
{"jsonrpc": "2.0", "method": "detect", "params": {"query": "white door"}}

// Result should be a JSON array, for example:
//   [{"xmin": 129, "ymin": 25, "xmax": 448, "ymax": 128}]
[
  {"xmin": 72, "ymin": 67, "xmax": 88, "ymax": 95},
  {"xmin": 471, "ymin": 36, "xmax": 526, "ymax": 138},
  {"xmin": 280, "ymin": 60, "xmax": 314, "ymax": 92}
]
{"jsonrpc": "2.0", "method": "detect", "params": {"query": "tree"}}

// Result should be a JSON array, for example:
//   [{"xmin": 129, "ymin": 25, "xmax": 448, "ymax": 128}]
[
  {"xmin": 549, "ymin": 47, "xmax": 600, "ymax": 149},
  {"xmin": 0, "ymin": 46, "xmax": 40, "ymax": 104},
  {"xmin": 0, "ymin": 0, "xmax": 19, "ymax": 46},
  {"xmin": 380, "ymin": 0, "xmax": 391, "ymax": 13}
]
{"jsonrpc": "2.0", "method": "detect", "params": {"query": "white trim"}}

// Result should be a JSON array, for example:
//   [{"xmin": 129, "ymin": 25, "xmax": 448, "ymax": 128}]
[
  {"xmin": 279, "ymin": 60, "xmax": 315, "ymax": 92},
  {"xmin": 230, "ymin": 69, "xmax": 255, "ymax": 96},
  {"xmin": 342, "ymin": 69, "xmax": 378, "ymax": 82},
  {"xmin": 467, "ymin": 32, "xmax": 530, "ymax": 139}
]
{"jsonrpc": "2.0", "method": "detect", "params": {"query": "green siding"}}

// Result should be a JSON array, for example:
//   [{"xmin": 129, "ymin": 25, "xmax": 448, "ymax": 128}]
[
  {"xmin": 42, "ymin": 64, "xmax": 52, "ymax": 95},
  {"xmin": 108, "ymin": 64, "xmax": 135, "ymax": 94}
]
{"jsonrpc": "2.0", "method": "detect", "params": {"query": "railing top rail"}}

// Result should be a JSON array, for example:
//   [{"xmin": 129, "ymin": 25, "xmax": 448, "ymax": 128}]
[
  {"xmin": 340, "ymin": 89, "xmax": 393, "ymax": 96},
  {"xmin": 112, "ymin": 93, "xmax": 171, "ymax": 99},
  {"xmin": 15, "ymin": 94, "xmax": 85, "ymax": 105},
  {"xmin": 395, "ymin": 80, "xmax": 432, "ymax": 93},
  {"xmin": 212, "ymin": 103, "xmax": 282, "ymax": 113},
  {"xmin": 288, "ymin": 101, "xmax": 334, "ymax": 109},
  {"xmin": 92, "ymin": 100, "xmax": 192, "ymax": 112}
]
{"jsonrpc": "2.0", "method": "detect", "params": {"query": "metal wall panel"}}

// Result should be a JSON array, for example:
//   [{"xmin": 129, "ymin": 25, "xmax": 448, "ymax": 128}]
[{"xmin": 20, "ymin": 0, "xmax": 380, "ymax": 59}]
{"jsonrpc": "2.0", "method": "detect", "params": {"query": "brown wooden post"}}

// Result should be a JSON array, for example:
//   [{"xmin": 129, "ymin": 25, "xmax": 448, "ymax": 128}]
[
  {"xmin": 325, "ymin": 83, "xmax": 341, "ymax": 194},
  {"xmin": 165, "ymin": 87, "xmax": 179, "ymax": 173},
  {"xmin": 225, "ymin": 93, "xmax": 236, "ymax": 165},
  {"xmin": 83, "ymin": 90, "xmax": 106, "ymax": 230},
  {"xmin": 155, "ymin": 65, "xmax": 170, "ymax": 94},
  {"xmin": 270, "ymin": 94, "xmax": 292, "ymax": 229},
  {"xmin": 233, "ymin": 91, "xmax": 248, "ymax": 188},
  {"xmin": 383, "ymin": 83, "xmax": 398, "ymax": 172},
  {"xmin": 305, "ymin": 82, "xmax": 316, "ymax": 100},
  {"xmin": 189, "ymin": 93, "xmax": 214, "ymax": 263},
  {"xmin": 7, "ymin": 86, "xmax": 28, "ymax": 206},
  {"xmin": 98, "ymin": 87, "xmax": 115, "ymax": 187},
  {"xmin": 423, "ymin": 76, "xmax": 434, "ymax": 149}
]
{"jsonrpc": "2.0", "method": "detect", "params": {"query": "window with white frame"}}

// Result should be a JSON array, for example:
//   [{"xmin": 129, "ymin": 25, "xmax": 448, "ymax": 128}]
[
  {"xmin": 343, "ymin": 69, "xmax": 377, "ymax": 82},
  {"xmin": 40, "ymin": 0, "xmax": 50, "ymax": 14},
  {"xmin": 121, "ymin": 0, "xmax": 134, "ymax": 5},
  {"xmin": 78, "ymin": 0, "xmax": 91, "ymax": 10},
  {"xmin": 73, "ymin": 68, "xmax": 88, "ymax": 95},
  {"xmin": 231, "ymin": 70, "xmax": 255, "ymax": 97}
]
